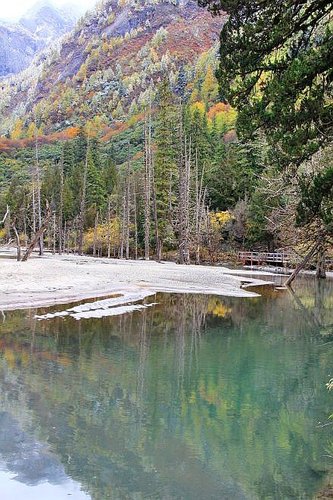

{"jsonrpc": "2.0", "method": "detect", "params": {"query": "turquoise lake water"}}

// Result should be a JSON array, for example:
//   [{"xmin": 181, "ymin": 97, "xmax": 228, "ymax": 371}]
[{"xmin": 0, "ymin": 277, "xmax": 332, "ymax": 499}]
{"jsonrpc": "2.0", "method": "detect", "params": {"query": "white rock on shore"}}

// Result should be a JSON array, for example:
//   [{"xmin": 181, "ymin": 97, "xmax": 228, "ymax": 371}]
[{"xmin": 0, "ymin": 252, "xmax": 278, "ymax": 311}]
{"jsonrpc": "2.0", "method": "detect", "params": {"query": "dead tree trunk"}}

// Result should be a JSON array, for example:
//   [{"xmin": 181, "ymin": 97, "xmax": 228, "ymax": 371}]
[
  {"xmin": 1, "ymin": 205, "xmax": 9, "ymax": 226},
  {"xmin": 107, "ymin": 197, "xmax": 112, "ymax": 259},
  {"xmin": 21, "ymin": 204, "xmax": 51, "ymax": 262},
  {"xmin": 195, "ymin": 149, "xmax": 200, "ymax": 265},
  {"xmin": 12, "ymin": 224, "xmax": 21, "ymax": 261},
  {"xmin": 178, "ymin": 135, "xmax": 191, "ymax": 265},
  {"xmin": 178, "ymin": 104, "xmax": 185, "ymax": 265},
  {"xmin": 53, "ymin": 213, "xmax": 56, "ymax": 254},
  {"xmin": 120, "ymin": 187, "xmax": 126, "ymax": 259},
  {"xmin": 144, "ymin": 112, "xmax": 152, "ymax": 261},
  {"xmin": 35, "ymin": 126, "xmax": 44, "ymax": 256},
  {"xmin": 32, "ymin": 182, "xmax": 36, "ymax": 234},
  {"xmin": 151, "ymin": 156, "xmax": 161, "ymax": 262},
  {"xmin": 284, "ymin": 242, "xmax": 319, "ymax": 287},
  {"xmin": 59, "ymin": 152, "xmax": 64, "ymax": 254},
  {"xmin": 125, "ymin": 154, "xmax": 131, "ymax": 260},
  {"xmin": 194, "ymin": 150, "xmax": 205, "ymax": 265},
  {"xmin": 23, "ymin": 213, "xmax": 28, "ymax": 249},
  {"xmin": 78, "ymin": 140, "xmax": 89, "ymax": 256},
  {"xmin": 133, "ymin": 180, "xmax": 138, "ymax": 260},
  {"xmin": 93, "ymin": 211, "xmax": 99, "ymax": 257},
  {"xmin": 63, "ymin": 221, "xmax": 67, "ymax": 254}
]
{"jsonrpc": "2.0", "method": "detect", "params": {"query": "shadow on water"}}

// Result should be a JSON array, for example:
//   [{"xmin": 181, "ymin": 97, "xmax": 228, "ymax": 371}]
[{"xmin": 0, "ymin": 277, "xmax": 332, "ymax": 498}]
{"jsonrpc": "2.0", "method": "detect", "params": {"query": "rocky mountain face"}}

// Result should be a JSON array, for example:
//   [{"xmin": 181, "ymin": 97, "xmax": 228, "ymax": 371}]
[
  {"xmin": 0, "ymin": 23, "xmax": 41, "ymax": 77},
  {"xmin": 0, "ymin": 0, "xmax": 225, "ymax": 136},
  {"xmin": 0, "ymin": 1, "xmax": 81, "ymax": 77}
]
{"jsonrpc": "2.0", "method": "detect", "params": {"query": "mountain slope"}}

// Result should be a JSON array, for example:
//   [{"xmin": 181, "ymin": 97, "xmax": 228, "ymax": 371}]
[
  {"xmin": 0, "ymin": 1, "xmax": 80, "ymax": 77},
  {"xmin": 0, "ymin": 23, "xmax": 41, "ymax": 77},
  {"xmin": 19, "ymin": 0, "xmax": 81, "ymax": 40},
  {"xmin": 0, "ymin": 0, "xmax": 225, "ymax": 136}
]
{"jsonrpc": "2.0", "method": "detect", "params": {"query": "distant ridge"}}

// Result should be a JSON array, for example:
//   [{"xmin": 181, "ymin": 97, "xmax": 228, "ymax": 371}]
[{"xmin": 0, "ymin": 1, "xmax": 81, "ymax": 77}]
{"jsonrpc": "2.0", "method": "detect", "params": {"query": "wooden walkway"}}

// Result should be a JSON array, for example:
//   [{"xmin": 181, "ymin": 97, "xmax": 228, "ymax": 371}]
[
  {"xmin": 238, "ymin": 251, "xmax": 292, "ymax": 266},
  {"xmin": 238, "ymin": 251, "xmax": 333, "ymax": 270}
]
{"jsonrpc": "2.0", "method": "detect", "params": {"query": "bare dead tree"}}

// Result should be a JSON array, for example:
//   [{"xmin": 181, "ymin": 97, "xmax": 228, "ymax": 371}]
[
  {"xmin": 1, "ymin": 205, "xmax": 9, "ymax": 226},
  {"xmin": 52, "ymin": 212, "xmax": 56, "ymax": 254},
  {"xmin": 58, "ymin": 150, "xmax": 64, "ymax": 254},
  {"xmin": 194, "ymin": 150, "xmax": 206, "ymax": 265},
  {"xmin": 125, "ymin": 150, "xmax": 131, "ymax": 260},
  {"xmin": 32, "ymin": 180, "xmax": 36, "ymax": 235},
  {"xmin": 93, "ymin": 210, "xmax": 99, "ymax": 257},
  {"xmin": 133, "ymin": 178, "xmax": 138, "ymax": 260},
  {"xmin": 144, "ymin": 110, "xmax": 152, "ymax": 260},
  {"xmin": 63, "ymin": 220, "xmax": 67, "ymax": 254},
  {"xmin": 107, "ymin": 197, "xmax": 112, "ymax": 259},
  {"xmin": 78, "ymin": 138, "xmax": 89, "ymax": 256},
  {"xmin": 178, "ymin": 132, "xmax": 191, "ymax": 265},
  {"xmin": 120, "ymin": 186, "xmax": 126, "ymax": 259},
  {"xmin": 34, "ymin": 119, "xmax": 44, "ymax": 256},
  {"xmin": 151, "ymin": 155, "xmax": 162, "ymax": 262},
  {"xmin": 11, "ymin": 223, "xmax": 21, "ymax": 261}
]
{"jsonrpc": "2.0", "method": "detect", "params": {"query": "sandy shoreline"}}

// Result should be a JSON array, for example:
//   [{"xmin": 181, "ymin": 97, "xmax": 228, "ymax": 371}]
[{"xmin": 0, "ymin": 252, "xmax": 281, "ymax": 311}]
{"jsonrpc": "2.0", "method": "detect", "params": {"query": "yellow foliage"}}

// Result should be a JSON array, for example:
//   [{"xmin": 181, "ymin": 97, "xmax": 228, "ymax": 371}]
[
  {"xmin": 11, "ymin": 119, "xmax": 24, "ymax": 140},
  {"xmin": 0, "ymin": 229, "xmax": 6, "ymax": 241},
  {"xmin": 76, "ymin": 62, "xmax": 87, "ymax": 82},
  {"xmin": 190, "ymin": 101, "xmax": 206, "ymax": 115},
  {"xmin": 84, "ymin": 219, "xmax": 121, "ymax": 252},
  {"xmin": 190, "ymin": 88, "xmax": 200, "ymax": 103},
  {"xmin": 210, "ymin": 211, "xmax": 233, "ymax": 229},
  {"xmin": 202, "ymin": 65, "xmax": 219, "ymax": 104},
  {"xmin": 26, "ymin": 122, "xmax": 37, "ymax": 139}
]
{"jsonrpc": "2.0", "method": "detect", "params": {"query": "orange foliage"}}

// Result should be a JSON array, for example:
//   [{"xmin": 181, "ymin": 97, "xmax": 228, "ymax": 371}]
[
  {"xmin": 207, "ymin": 102, "xmax": 232, "ymax": 120},
  {"xmin": 0, "ymin": 126, "xmax": 80, "ymax": 152}
]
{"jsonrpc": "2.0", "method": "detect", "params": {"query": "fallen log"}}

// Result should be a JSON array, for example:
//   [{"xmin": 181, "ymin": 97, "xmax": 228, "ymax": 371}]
[{"xmin": 21, "ymin": 204, "xmax": 51, "ymax": 262}]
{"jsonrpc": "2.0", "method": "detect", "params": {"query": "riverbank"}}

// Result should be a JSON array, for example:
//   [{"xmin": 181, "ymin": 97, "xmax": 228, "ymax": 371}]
[{"xmin": 0, "ymin": 251, "xmax": 282, "ymax": 311}]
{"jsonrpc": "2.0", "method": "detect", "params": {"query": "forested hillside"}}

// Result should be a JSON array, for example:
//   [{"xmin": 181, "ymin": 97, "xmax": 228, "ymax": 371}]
[{"xmin": 0, "ymin": 0, "xmax": 223, "ymax": 134}]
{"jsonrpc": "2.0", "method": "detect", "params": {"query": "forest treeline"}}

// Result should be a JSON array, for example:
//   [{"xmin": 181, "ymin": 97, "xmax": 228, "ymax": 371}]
[
  {"xmin": 0, "ymin": 78, "xmax": 266, "ymax": 263},
  {"xmin": 0, "ymin": 0, "xmax": 332, "ymax": 272}
]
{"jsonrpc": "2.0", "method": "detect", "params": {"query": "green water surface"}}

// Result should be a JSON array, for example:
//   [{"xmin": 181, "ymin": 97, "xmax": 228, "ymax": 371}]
[{"xmin": 0, "ymin": 278, "xmax": 332, "ymax": 499}]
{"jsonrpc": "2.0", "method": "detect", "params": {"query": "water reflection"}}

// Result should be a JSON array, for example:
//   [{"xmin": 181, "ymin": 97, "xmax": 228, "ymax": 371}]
[{"xmin": 0, "ymin": 278, "xmax": 332, "ymax": 498}]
